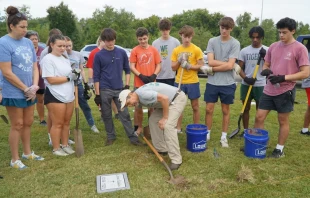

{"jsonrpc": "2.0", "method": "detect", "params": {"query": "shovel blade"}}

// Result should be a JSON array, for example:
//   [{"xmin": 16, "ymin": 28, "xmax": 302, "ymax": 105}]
[
  {"xmin": 74, "ymin": 129, "xmax": 84, "ymax": 157},
  {"xmin": 229, "ymin": 128, "xmax": 240, "ymax": 139},
  {"xmin": 0, "ymin": 115, "xmax": 9, "ymax": 124}
]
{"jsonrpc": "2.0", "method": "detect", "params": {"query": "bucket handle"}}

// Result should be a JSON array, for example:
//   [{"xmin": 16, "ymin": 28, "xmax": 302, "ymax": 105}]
[{"xmin": 246, "ymin": 138, "xmax": 268, "ymax": 150}]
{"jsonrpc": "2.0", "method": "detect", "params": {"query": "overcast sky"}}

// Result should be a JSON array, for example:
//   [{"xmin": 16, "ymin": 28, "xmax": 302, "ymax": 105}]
[{"xmin": 2, "ymin": 0, "xmax": 310, "ymax": 24}]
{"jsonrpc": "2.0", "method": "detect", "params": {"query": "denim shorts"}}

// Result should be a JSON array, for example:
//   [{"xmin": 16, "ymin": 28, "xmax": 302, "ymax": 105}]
[
  {"xmin": 174, "ymin": 82, "xmax": 200, "ymax": 100},
  {"xmin": 204, "ymin": 83, "xmax": 236, "ymax": 104},
  {"xmin": 1, "ymin": 98, "xmax": 36, "ymax": 108},
  {"xmin": 258, "ymin": 88, "xmax": 296, "ymax": 113}
]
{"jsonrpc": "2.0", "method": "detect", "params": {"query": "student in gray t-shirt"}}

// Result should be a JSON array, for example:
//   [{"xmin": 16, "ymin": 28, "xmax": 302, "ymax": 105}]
[
  {"xmin": 152, "ymin": 19, "xmax": 180, "ymax": 86},
  {"xmin": 204, "ymin": 17, "xmax": 240, "ymax": 148},
  {"xmin": 119, "ymin": 82, "xmax": 187, "ymax": 170},
  {"xmin": 238, "ymin": 26, "xmax": 268, "ymax": 135}
]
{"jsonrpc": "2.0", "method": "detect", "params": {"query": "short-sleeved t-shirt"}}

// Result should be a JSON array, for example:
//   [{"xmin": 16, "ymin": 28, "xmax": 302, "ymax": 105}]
[
  {"xmin": 135, "ymin": 82, "xmax": 178, "ymax": 108},
  {"xmin": 0, "ymin": 35, "xmax": 36, "ymax": 99},
  {"xmin": 206, "ymin": 36, "xmax": 240, "ymax": 86},
  {"xmin": 130, "ymin": 45, "xmax": 161, "ymax": 88},
  {"xmin": 264, "ymin": 41, "xmax": 310, "ymax": 96},
  {"xmin": 68, "ymin": 50, "xmax": 85, "ymax": 82},
  {"xmin": 152, "ymin": 36, "xmax": 180, "ymax": 79},
  {"xmin": 239, "ymin": 45, "xmax": 269, "ymax": 87},
  {"xmin": 86, "ymin": 47, "xmax": 100, "ymax": 69},
  {"xmin": 301, "ymin": 52, "xmax": 310, "ymax": 88},
  {"xmin": 171, "ymin": 43, "xmax": 203, "ymax": 84},
  {"xmin": 41, "ymin": 54, "xmax": 74, "ymax": 103}
]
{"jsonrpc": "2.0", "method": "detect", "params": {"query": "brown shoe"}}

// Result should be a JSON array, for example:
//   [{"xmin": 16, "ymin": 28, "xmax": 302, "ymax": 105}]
[
  {"xmin": 105, "ymin": 139, "xmax": 115, "ymax": 146},
  {"xmin": 130, "ymin": 140, "xmax": 145, "ymax": 146},
  {"xmin": 169, "ymin": 163, "xmax": 182, "ymax": 170}
]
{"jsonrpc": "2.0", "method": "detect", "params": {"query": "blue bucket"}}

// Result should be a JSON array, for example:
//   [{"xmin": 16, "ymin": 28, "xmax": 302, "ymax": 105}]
[
  {"xmin": 244, "ymin": 129, "xmax": 269, "ymax": 159},
  {"xmin": 186, "ymin": 124, "xmax": 208, "ymax": 152}
]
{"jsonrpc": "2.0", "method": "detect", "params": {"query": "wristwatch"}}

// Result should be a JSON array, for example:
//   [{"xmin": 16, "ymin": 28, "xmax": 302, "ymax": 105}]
[{"xmin": 67, "ymin": 76, "xmax": 70, "ymax": 82}]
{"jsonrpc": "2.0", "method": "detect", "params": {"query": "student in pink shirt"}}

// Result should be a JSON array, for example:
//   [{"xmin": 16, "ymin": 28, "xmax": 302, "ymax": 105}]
[{"xmin": 254, "ymin": 17, "xmax": 310, "ymax": 158}]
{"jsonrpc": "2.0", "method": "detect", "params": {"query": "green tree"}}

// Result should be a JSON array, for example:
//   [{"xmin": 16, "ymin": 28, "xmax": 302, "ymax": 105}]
[
  {"xmin": 19, "ymin": 5, "xmax": 32, "ymax": 20},
  {"xmin": 296, "ymin": 22, "xmax": 310, "ymax": 37},
  {"xmin": 261, "ymin": 19, "xmax": 277, "ymax": 46},
  {"xmin": 47, "ymin": 2, "xmax": 79, "ymax": 47}
]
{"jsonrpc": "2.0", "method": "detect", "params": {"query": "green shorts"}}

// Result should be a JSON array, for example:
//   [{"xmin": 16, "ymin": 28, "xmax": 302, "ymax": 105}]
[{"xmin": 240, "ymin": 84, "xmax": 264, "ymax": 102}]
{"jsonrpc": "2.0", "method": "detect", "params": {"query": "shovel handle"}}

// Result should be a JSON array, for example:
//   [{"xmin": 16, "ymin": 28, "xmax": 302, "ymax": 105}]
[
  {"xmin": 240, "ymin": 57, "xmax": 261, "ymax": 114},
  {"xmin": 142, "ymin": 136, "xmax": 164, "ymax": 162}
]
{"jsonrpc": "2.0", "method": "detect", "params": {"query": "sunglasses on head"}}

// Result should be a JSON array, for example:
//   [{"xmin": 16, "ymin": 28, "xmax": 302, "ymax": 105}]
[{"xmin": 15, "ymin": 12, "xmax": 25, "ymax": 18}]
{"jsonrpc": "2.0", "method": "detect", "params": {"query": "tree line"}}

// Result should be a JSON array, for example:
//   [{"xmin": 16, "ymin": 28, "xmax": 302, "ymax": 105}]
[{"xmin": 0, "ymin": 2, "xmax": 309, "ymax": 51}]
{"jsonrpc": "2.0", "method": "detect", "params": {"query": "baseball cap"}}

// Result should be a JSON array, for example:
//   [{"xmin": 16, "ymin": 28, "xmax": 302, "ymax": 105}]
[{"xmin": 119, "ymin": 89, "xmax": 131, "ymax": 111}]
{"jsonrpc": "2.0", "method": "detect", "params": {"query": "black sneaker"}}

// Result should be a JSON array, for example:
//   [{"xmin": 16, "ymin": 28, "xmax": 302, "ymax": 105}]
[
  {"xmin": 270, "ymin": 148, "xmax": 285, "ymax": 158},
  {"xmin": 40, "ymin": 120, "xmax": 47, "ymax": 126},
  {"xmin": 130, "ymin": 140, "xmax": 145, "ymax": 146},
  {"xmin": 300, "ymin": 130, "xmax": 310, "ymax": 135}
]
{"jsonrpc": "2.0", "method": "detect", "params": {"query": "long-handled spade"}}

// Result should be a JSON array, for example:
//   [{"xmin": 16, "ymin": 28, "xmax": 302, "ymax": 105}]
[
  {"xmin": 140, "ymin": 133, "xmax": 185, "ymax": 185},
  {"xmin": 73, "ymin": 69, "xmax": 84, "ymax": 157},
  {"xmin": 229, "ymin": 55, "xmax": 262, "ymax": 139},
  {"xmin": 0, "ymin": 114, "xmax": 9, "ymax": 124}
]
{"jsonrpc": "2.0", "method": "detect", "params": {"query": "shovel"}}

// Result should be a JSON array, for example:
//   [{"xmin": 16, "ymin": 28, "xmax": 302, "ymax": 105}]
[
  {"xmin": 0, "ymin": 115, "xmax": 9, "ymax": 124},
  {"xmin": 140, "ymin": 133, "xmax": 185, "ymax": 185},
  {"xmin": 229, "ymin": 56, "xmax": 262, "ymax": 139},
  {"xmin": 73, "ymin": 71, "xmax": 84, "ymax": 157}
]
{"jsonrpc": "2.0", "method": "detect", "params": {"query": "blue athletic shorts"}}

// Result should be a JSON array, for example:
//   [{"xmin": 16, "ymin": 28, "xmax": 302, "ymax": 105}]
[
  {"xmin": 1, "ymin": 98, "xmax": 36, "ymax": 108},
  {"xmin": 204, "ymin": 83, "xmax": 236, "ymax": 104},
  {"xmin": 174, "ymin": 82, "xmax": 200, "ymax": 100}
]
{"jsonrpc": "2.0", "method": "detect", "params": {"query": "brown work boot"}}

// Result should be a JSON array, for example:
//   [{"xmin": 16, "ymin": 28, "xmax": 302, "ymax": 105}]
[
  {"xmin": 169, "ymin": 163, "xmax": 182, "ymax": 171},
  {"xmin": 105, "ymin": 139, "xmax": 115, "ymax": 146}
]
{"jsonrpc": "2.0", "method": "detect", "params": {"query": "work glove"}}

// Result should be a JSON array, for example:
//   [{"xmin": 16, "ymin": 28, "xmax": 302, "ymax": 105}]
[
  {"xmin": 84, "ymin": 82, "xmax": 90, "ymax": 91},
  {"xmin": 177, "ymin": 53, "xmax": 189, "ymax": 63},
  {"xmin": 88, "ymin": 78, "xmax": 94, "ymax": 88},
  {"xmin": 138, "ymin": 74, "xmax": 150, "ymax": 84},
  {"xmin": 233, "ymin": 63, "xmax": 242, "ymax": 75},
  {"xmin": 67, "ymin": 73, "xmax": 78, "ymax": 81},
  {"xmin": 200, "ymin": 65, "xmax": 214, "ymax": 76},
  {"xmin": 269, "ymin": 75, "xmax": 285, "ymax": 84},
  {"xmin": 260, "ymin": 69, "xmax": 273, "ymax": 77},
  {"xmin": 180, "ymin": 60, "xmax": 192, "ymax": 70},
  {"xmin": 259, "ymin": 47, "xmax": 266, "ymax": 59},
  {"xmin": 83, "ymin": 89, "xmax": 92, "ymax": 100},
  {"xmin": 94, "ymin": 95, "xmax": 101, "ymax": 106},
  {"xmin": 123, "ymin": 85, "xmax": 130, "ymax": 90},
  {"xmin": 148, "ymin": 74, "xmax": 157, "ymax": 82},
  {"xmin": 244, "ymin": 77, "xmax": 256, "ymax": 85},
  {"xmin": 24, "ymin": 85, "xmax": 39, "ymax": 101}
]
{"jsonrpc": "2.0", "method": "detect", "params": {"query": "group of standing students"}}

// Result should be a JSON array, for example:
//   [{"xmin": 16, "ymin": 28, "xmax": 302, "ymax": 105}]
[{"xmin": 1, "ymin": 5, "xmax": 310, "ymax": 171}]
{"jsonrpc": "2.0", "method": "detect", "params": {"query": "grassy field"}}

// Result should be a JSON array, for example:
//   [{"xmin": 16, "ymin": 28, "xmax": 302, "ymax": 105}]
[{"xmin": 1, "ymin": 76, "xmax": 310, "ymax": 198}]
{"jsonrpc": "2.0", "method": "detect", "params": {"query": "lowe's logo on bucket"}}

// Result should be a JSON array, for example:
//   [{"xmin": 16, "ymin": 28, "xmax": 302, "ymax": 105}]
[
  {"xmin": 255, "ymin": 148, "xmax": 266, "ymax": 156},
  {"xmin": 193, "ymin": 140, "xmax": 206, "ymax": 150}
]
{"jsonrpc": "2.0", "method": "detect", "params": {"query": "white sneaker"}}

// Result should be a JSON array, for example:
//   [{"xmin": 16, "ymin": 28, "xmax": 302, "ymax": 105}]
[
  {"xmin": 53, "ymin": 148, "xmax": 69, "ymax": 156},
  {"xmin": 207, "ymin": 133, "xmax": 210, "ymax": 141},
  {"xmin": 48, "ymin": 141, "xmax": 53, "ymax": 147},
  {"xmin": 62, "ymin": 145, "xmax": 75, "ymax": 155},
  {"xmin": 177, "ymin": 129, "xmax": 183, "ymax": 134},
  {"xmin": 10, "ymin": 160, "xmax": 28, "ymax": 170},
  {"xmin": 68, "ymin": 139, "xmax": 75, "ymax": 145},
  {"xmin": 91, "ymin": 125, "xmax": 100, "ymax": 133},
  {"xmin": 22, "ymin": 151, "xmax": 44, "ymax": 161},
  {"xmin": 220, "ymin": 138, "xmax": 229, "ymax": 148}
]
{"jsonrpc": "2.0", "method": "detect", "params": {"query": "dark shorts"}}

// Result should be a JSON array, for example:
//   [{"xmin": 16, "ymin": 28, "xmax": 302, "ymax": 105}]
[
  {"xmin": 36, "ymin": 88, "xmax": 45, "ymax": 95},
  {"xmin": 1, "ymin": 98, "xmax": 36, "ymax": 108},
  {"xmin": 258, "ymin": 88, "xmax": 296, "ymax": 113},
  {"xmin": 240, "ymin": 84, "xmax": 264, "ymax": 102},
  {"xmin": 156, "ymin": 78, "xmax": 175, "ymax": 86},
  {"xmin": 204, "ymin": 83, "xmax": 236, "ymax": 104},
  {"xmin": 44, "ymin": 87, "xmax": 63, "ymax": 105},
  {"xmin": 174, "ymin": 82, "xmax": 200, "ymax": 100}
]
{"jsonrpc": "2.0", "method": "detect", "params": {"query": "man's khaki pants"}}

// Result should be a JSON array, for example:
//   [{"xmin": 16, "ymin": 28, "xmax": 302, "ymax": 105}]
[{"xmin": 149, "ymin": 92, "xmax": 187, "ymax": 164}]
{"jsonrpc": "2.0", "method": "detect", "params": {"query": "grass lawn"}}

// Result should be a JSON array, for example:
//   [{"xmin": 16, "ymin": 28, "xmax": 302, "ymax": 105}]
[{"xmin": 1, "ymin": 75, "xmax": 310, "ymax": 198}]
